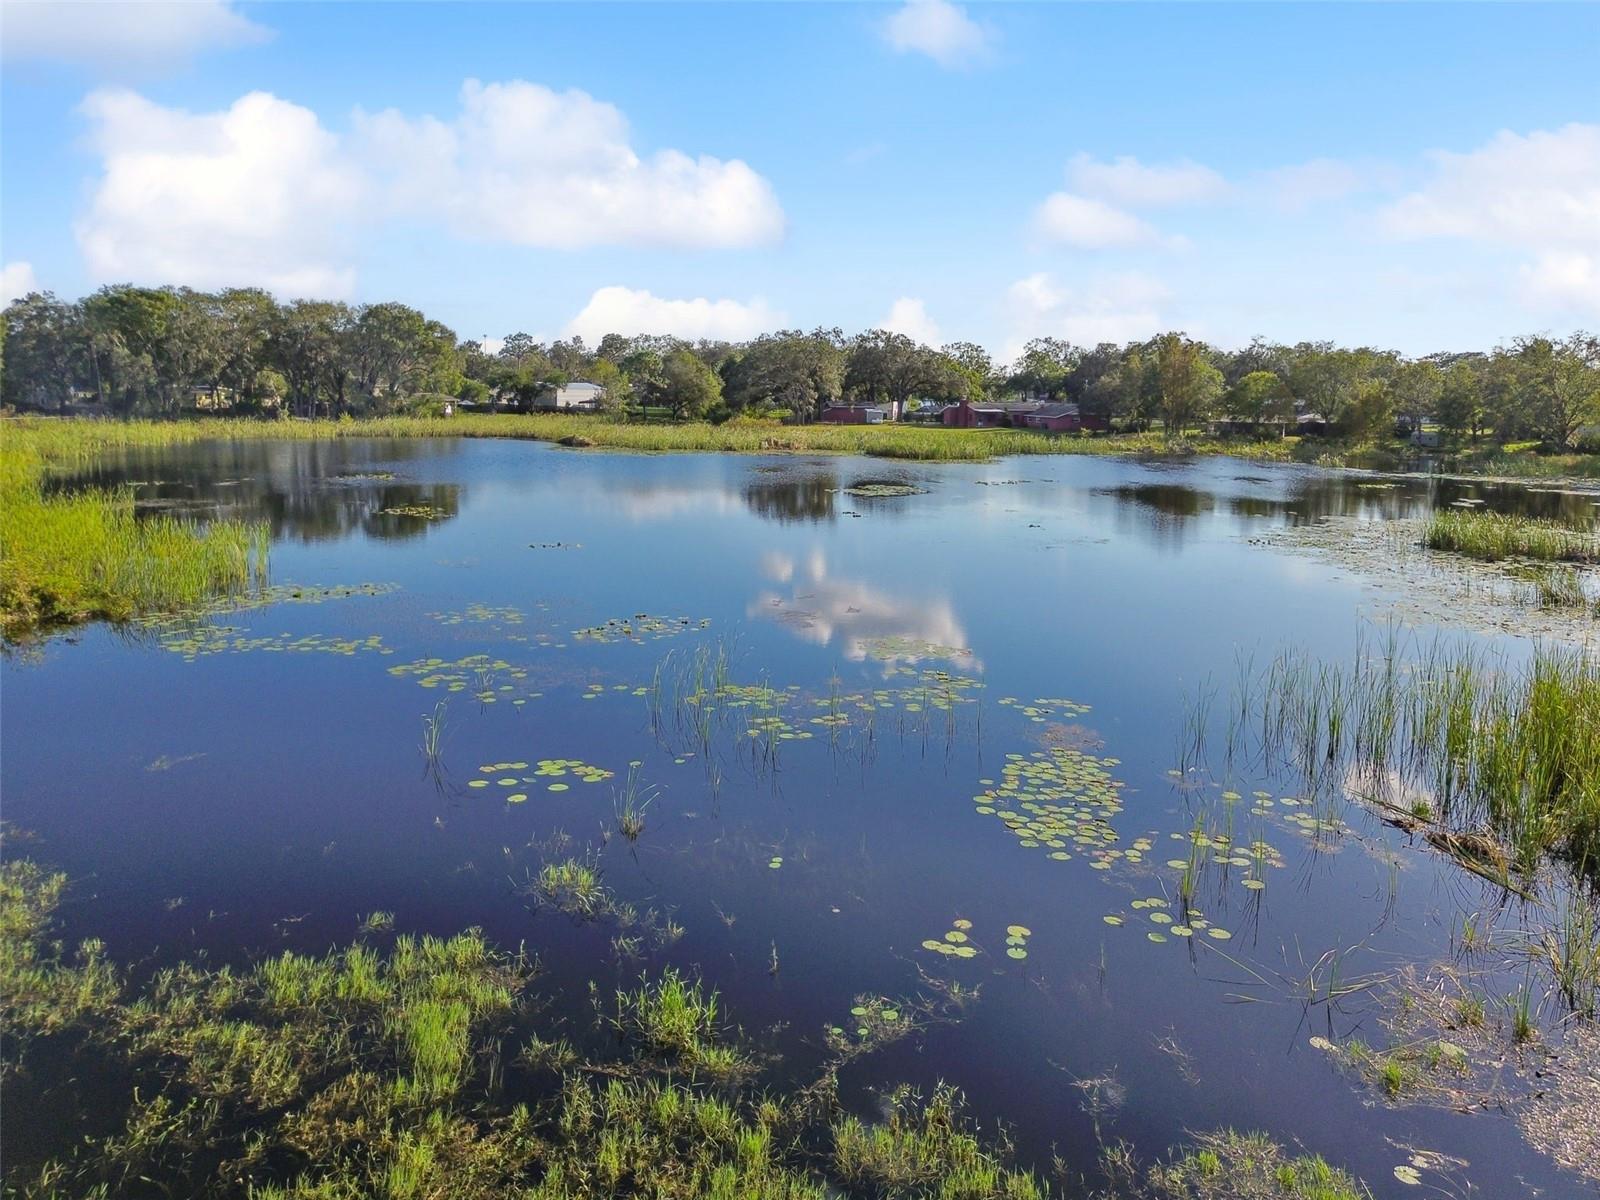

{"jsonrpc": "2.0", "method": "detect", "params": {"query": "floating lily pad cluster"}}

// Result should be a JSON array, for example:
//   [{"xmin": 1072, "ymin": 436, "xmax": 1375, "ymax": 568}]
[
  {"xmin": 840, "ymin": 481, "xmax": 927, "ymax": 498},
  {"xmin": 136, "ymin": 583, "xmax": 396, "ymax": 632},
  {"xmin": 426, "ymin": 604, "xmax": 526, "ymax": 626},
  {"xmin": 573, "ymin": 615, "xmax": 711, "ymax": 643},
  {"xmin": 154, "ymin": 627, "xmax": 392, "ymax": 661},
  {"xmin": 1004, "ymin": 924, "xmax": 1032, "ymax": 960},
  {"xmin": 920, "ymin": 917, "xmax": 979, "ymax": 959},
  {"xmin": 378, "ymin": 504, "xmax": 448, "ymax": 519},
  {"xmin": 767, "ymin": 855, "xmax": 783, "ymax": 870},
  {"xmin": 386, "ymin": 654, "xmax": 540, "ymax": 704},
  {"xmin": 857, "ymin": 635, "xmax": 975, "ymax": 664},
  {"xmin": 582, "ymin": 682, "xmax": 649, "ymax": 700},
  {"xmin": 466, "ymin": 758, "xmax": 614, "ymax": 795},
  {"xmin": 1113, "ymin": 897, "xmax": 1233, "ymax": 943},
  {"xmin": 679, "ymin": 671, "xmax": 988, "ymax": 744},
  {"xmin": 679, "ymin": 682, "xmax": 816, "ymax": 742},
  {"xmin": 996, "ymin": 695, "xmax": 1091, "ymax": 722},
  {"xmin": 971, "ymin": 748, "xmax": 1126, "ymax": 865},
  {"xmin": 832, "ymin": 997, "xmax": 904, "ymax": 1044}
]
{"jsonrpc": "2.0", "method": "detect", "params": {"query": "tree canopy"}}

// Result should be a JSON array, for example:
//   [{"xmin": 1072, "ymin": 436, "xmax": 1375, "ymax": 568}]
[{"xmin": 4, "ymin": 283, "xmax": 1596, "ymax": 447}]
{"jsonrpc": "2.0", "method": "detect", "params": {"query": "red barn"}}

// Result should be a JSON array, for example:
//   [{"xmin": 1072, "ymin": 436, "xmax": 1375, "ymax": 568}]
[
  {"xmin": 1021, "ymin": 403, "xmax": 1084, "ymax": 432},
  {"xmin": 943, "ymin": 401, "xmax": 1016, "ymax": 427},
  {"xmin": 820, "ymin": 404, "xmax": 887, "ymax": 424}
]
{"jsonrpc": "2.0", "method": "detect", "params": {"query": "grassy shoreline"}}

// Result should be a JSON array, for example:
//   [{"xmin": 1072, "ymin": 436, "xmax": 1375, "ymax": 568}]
[
  {"xmin": 5, "ymin": 412, "xmax": 1304, "ymax": 464},
  {"xmin": 11, "ymin": 412, "xmax": 1600, "ymax": 479},
  {"xmin": 1, "ymin": 428, "xmax": 268, "ymax": 639},
  {"xmin": 4, "ymin": 413, "xmax": 1597, "ymax": 638}
]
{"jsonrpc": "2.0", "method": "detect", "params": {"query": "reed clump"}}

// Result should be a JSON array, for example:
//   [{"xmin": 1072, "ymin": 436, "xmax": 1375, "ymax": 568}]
[
  {"xmin": 1222, "ymin": 636, "xmax": 1600, "ymax": 882},
  {"xmin": 1, "ymin": 431, "xmax": 267, "ymax": 636},
  {"xmin": 1423, "ymin": 510, "xmax": 1598, "ymax": 564}
]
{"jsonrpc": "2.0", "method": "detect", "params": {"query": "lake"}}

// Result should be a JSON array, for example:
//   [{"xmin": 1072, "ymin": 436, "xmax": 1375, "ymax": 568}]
[{"xmin": 5, "ymin": 437, "xmax": 1596, "ymax": 1195}]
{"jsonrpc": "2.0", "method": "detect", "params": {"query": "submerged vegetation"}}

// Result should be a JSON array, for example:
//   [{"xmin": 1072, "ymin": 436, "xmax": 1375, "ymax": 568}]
[{"xmin": 0, "ymin": 858, "xmax": 1379, "ymax": 1200}]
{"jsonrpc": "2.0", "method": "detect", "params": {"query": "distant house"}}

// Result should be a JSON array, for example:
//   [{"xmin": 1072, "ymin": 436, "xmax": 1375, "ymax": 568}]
[
  {"xmin": 542, "ymin": 381, "xmax": 605, "ymax": 411},
  {"xmin": 1019, "ymin": 403, "xmax": 1086, "ymax": 433},
  {"xmin": 943, "ymin": 400, "xmax": 1042, "ymax": 428},
  {"xmin": 1410, "ymin": 428, "xmax": 1442, "ymax": 449},
  {"xmin": 1211, "ymin": 417, "xmax": 1289, "ymax": 438},
  {"xmin": 184, "ymin": 384, "xmax": 237, "ymax": 412},
  {"xmin": 1295, "ymin": 412, "xmax": 1329, "ymax": 436},
  {"xmin": 820, "ymin": 404, "xmax": 887, "ymax": 425}
]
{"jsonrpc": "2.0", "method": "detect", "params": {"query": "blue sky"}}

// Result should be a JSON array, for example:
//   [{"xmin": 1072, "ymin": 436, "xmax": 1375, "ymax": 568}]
[{"xmin": 3, "ymin": 1, "xmax": 1597, "ymax": 357}]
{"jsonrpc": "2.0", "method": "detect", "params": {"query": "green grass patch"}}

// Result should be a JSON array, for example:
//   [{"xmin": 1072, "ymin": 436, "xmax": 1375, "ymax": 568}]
[
  {"xmin": 1, "ymin": 429, "xmax": 268, "ymax": 637},
  {"xmin": 3, "ymin": 412, "xmax": 1301, "ymax": 464},
  {"xmin": 1423, "ymin": 510, "xmax": 1598, "ymax": 563}
]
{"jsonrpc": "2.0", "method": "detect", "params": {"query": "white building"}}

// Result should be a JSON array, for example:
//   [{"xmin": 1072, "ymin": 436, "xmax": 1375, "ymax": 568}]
[{"xmin": 545, "ymin": 381, "xmax": 605, "ymax": 410}]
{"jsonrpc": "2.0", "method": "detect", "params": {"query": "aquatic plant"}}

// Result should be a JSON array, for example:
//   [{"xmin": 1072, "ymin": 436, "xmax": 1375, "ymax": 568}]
[
  {"xmin": 1, "ymin": 857, "xmax": 1386, "ymax": 1200},
  {"xmin": 1, "ymin": 434, "xmax": 269, "ymax": 637},
  {"xmin": 573, "ymin": 614, "xmax": 712, "ymax": 644},
  {"xmin": 1137, "ymin": 1129, "xmax": 1372, "ymax": 1199},
  {"xmin": 1423, "ymin": 509, "xmax": 1597, "ymax": 563},
  {"xmin": 420, "ymin": 700, "xmax": 449, "ymax": 767},
  {"xmin": 612, "ymin": 764, "xmax": 658, "ymax": 841},
  {"xmin": 831, "ymin": 1083, "xmax": 1047, "ymax": 1199},
  {"xmin": 1206, "ymin": 635, "xmax": 1600, "ymax": 883},
  {"xmin": 611, "ymin": 968, "xmax": 751, "ymax": 1081}
]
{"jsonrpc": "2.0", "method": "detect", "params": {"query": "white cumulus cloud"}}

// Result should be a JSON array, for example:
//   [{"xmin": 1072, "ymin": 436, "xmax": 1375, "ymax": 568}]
[
  {"xmin": 565, "ymin": 286, "xmax": 783, "ymax": 344},
  {"xmin": 1380, "ymin": 123, "xmax": 1600, "ymax": 315},
  {"xmin": 882, "ymin": 0, "xmax": 995, "ymax": 69},
  {"xmin": 354, "ymin": 79, "xmax": 784, "ymax": 250},
  {"xmin": 880, "ymin": 297, "xmax": 942, "ymax": 346},
  {"xmin": 1064, "ymin": 153, "xmax": 1228, "ymax": 208},
  {"xmin": 75, "ymin": 89, "xmax": 363, "ymax": 296},
  {"xmin": 1004, "ymin": 272, "xmax": 1170, "ymax": 357},
  {"xmin": 1034, "ymin": 193, "xmax": 1168, "ymax": 249},
  {"xmin": 1520, "ymin": 252, "xmax": 1600, "ymax": 314},
  {"xmin": 1, "ymin": 261, "xmax": 40, "ymax": 306},
  {"xmin": 1, "ymin": 0, "xmax": 271, "ymax": 72},
  {"xmin": 1035, "ymin": 154, "xmax": 1224, "ymax": 250}
]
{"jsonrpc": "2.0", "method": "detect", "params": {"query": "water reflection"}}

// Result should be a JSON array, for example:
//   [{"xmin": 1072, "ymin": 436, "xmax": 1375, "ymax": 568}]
[
  {"xmin": 48, "ymin": 439, "xmax": 463, "ymax": 542},
  {"xmin": 742, "ymin": 469, "xmax": 838, "ymax": 524},
  {"xmin": 749, "ymin": 549, "xmax": 977, "ymax": 669}
]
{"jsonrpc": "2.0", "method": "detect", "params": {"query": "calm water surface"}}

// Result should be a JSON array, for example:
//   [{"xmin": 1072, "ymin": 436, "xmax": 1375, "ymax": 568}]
[{"xmin": 7, "ymin": 439, "xmax": 1598, "ymax": 1195}]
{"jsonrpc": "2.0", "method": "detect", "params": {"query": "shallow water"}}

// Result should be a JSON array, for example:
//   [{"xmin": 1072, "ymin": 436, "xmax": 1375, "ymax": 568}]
[{"xmin": 8, "ymin": 439, "xmax": 1599, "ymax": 1195}]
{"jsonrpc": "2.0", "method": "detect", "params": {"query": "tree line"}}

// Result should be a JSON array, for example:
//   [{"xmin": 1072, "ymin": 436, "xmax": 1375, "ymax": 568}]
[{"xmin": 4, "ymin": 285, "xmax": 1598, "ymax": 447}]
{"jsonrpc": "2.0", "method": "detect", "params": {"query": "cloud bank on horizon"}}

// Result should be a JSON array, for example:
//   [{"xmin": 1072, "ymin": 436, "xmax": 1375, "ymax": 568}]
[{"xmin": 2, "ymin": 0, "xmax": 1596, "ymax": 357}]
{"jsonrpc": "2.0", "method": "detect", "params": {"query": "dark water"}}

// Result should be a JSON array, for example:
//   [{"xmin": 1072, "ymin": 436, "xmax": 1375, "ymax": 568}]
[{"xmin": 8, "ymin": 440, "xmax": 1599, "ymax": 1196}]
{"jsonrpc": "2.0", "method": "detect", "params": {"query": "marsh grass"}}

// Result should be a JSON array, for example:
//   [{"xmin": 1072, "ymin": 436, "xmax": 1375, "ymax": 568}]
[
  {"xmin": 1132, "ymin": 1130, "xmax": 1371, "ymax": 1199},
  {"xmin": 612, "ymin": 764, "xmax": 657, "ymax": 841},
  {"xmin": 1215, "ymin": 634, "xmax": 1600, "ymax": 883},
  {"xmin": 1, "ymin": 857, "xmax": 1381, "ymax": 1200},
  {"xmin": 1423, "ymin": 510, "xmax": 1598, "ymax": 564},
  {"xmin": 1523, "ymin": 565, "xmax": 1594, "ymax": 611},
  {"xmin": 3, "ymin": 412, "xmax": 1300, "ymax": 467},
  {"xmin": 611, "ymin": 968, "xmax": 750, "ymax": 1081},
  {"xmin": 1, "ymin": 440, "xmax": 268, "ymax": 637},
  {"xmin": 420, "ymin": 701, "xmax": 449, "ymax": 767}
]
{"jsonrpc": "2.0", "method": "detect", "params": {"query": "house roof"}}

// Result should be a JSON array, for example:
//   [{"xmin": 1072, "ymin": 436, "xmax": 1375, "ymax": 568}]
[
  {"xmin": 1030, "ymin": 403, "xmax": 1081, "ymax": 419},
  {"xmin": 560, "ymin": 380, "xmax": 603, "ymax": 390}
]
